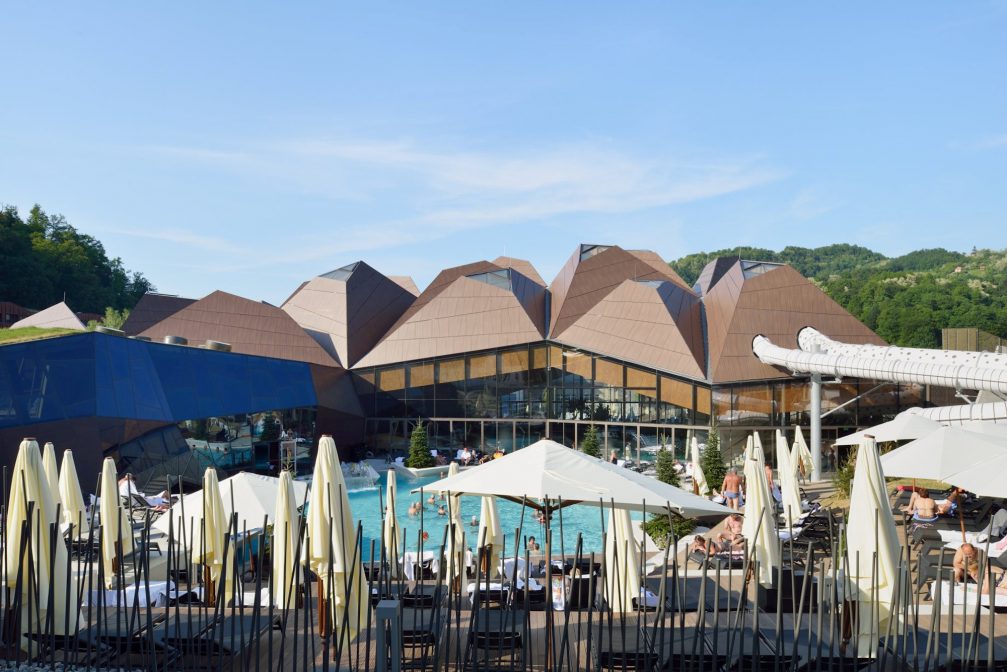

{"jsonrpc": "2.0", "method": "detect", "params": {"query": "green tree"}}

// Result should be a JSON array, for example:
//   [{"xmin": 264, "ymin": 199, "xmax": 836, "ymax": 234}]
[
  {"xmin": 700, "ymin": 421, "xmax": 727, "ymax": 490},
  {"xmin": 406, "ymin": 419, "xmax": 436, "ymax": 468},
  {"xmin": 87, "ymin": 306, "xmax": 130, "ymax": 330},
  {"xmin": 259, "ymin": 415, "xmax": 281, "ymax": 442},
  {"xmin": 0, "ymin": 204, "xmax": 153, "ymax": 314},
  {"xmin": 580, "ymin": 424, "xmax": 602, "ymax": 459},
  {"xmin": 655, "ymin": 447, "xmax": 680, "ymax": 487}
]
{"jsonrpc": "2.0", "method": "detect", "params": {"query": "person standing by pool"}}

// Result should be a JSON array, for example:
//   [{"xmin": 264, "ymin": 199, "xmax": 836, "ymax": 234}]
[{"xmin": 721, "ymin": 468, "xmax": 742, "ymax": 511}]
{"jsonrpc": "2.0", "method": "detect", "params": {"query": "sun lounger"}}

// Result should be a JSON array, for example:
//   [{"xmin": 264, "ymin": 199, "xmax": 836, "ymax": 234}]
[
  {"xmin": 151, "ymin": 612, "xmax": 281, "ymax": 669},
  {"xmin": 593, "ymin": 620, "xmax": 669, "ymax": 671},
  {"xmin": 399, "ymin": 606, "xmax": 445, "ymax": 669},
  {"xmin": 884, "ymin": 626, "xmax": 1007, "ymax": 671},
  {"xmin": 464, "ymin": 608, "xmax": 525, "ymax": 670},
  {"xmin": 32, "ymin": 608, "xmax": 176, "ymax": 668}
]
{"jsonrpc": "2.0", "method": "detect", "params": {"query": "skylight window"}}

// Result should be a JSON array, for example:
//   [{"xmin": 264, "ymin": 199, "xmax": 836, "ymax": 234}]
[
  {"xmin": 579, "ymin": 244, "xmax": 611, "ymax": 261},
  {"xmin": 320, "ymin": 262, "xmax": 359, "ymax": 281},
  {"xmin": 741, "ymin": 260, "xmax": 783, "ymax": 280},
  {"xmin": 467, "ymin": 268, "xmax": 512, "ymax": 290}
]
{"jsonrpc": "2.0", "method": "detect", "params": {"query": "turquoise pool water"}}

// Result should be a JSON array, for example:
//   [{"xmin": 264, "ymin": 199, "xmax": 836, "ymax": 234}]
[{"xmin": 347, "ymin": 472, "xmax": 641, "ymax": 559}]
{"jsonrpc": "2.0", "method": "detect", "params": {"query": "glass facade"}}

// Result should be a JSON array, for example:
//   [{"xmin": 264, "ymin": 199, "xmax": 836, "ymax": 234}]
[
  {"xmin": 357, "ymin": 341, "xmax": 928, "ymax": 463},
  {"xmin": 0, "ymin": 332, "xmax": 325, "ymax": 485}
]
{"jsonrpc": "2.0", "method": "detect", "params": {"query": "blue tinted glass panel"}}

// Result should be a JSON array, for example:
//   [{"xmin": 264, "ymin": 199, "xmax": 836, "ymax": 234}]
[{"xmin": 0, "ymin": 334, "xmax": 96, "ymax": 427}]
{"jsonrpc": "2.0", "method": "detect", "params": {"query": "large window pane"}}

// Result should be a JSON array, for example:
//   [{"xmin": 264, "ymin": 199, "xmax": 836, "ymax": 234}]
[{"xmin": 733, "ymin": 384, "xmax": 773, "ymax": 426}]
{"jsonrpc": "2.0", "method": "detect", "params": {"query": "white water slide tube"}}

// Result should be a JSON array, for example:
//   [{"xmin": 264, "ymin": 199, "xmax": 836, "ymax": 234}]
[{"xmin": 751, "ymin": 329, "xmax": 1007, "ymax": 395}]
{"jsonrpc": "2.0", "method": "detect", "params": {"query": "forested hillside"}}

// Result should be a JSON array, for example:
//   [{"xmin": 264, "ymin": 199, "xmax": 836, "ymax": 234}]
[
  {"xmin": 0, "ymin": 204, "xmax": 152, "ymax": 315},
  {"xmin": 669, "ymin": 245, "xmax": 1007, "ymax": 348}
]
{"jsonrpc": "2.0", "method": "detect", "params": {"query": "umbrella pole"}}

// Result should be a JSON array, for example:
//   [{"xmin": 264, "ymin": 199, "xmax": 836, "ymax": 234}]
[{"xmin": 959, "ymin": 504, "xmax": 967, "ymax": 543}]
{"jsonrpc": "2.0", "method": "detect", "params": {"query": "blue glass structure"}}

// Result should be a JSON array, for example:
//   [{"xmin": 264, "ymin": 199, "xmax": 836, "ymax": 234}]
[{"xmin": 0, "ymin": 332, "xmax": 323, "ymax": 489}]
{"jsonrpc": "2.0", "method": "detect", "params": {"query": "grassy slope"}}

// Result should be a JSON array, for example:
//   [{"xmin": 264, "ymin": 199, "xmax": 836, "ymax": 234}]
[{"xmin": 0, "ymin": 327, "xmax": 78, "ymax": 345}]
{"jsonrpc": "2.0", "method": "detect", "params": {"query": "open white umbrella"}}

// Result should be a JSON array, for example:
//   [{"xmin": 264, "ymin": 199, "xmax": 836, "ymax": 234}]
[
  {"xmin": 305, "ymin": 435, "xmax": 366, "ymax": 639},
  {"xmin": 775, "ymin": 430, "xmax": 803, "ymax": 528},
  {"xmin": 192, "ymin": 468, "xmax": 235, "ymax": 605},
  {"xmin": 691, "ymin": 436, "xmax": 710, "ymax": 497},
  {"xmin": 476, "ymin": 495, "xmax": 503, "ymax": 577},
  {"xmin": 879, "ymin": 426, "xmax": 1006, "ymax": 482},
  {"xmin": 383, "ymin": 470, "xmax": 401, "ymax": 578},
  {"xmin": 444, "ymin": 462, "xmax": 466, "ymax": 583},
  {"xmin": 154, "ymin": 471, "xmax": 309, "ymax": 537},
  {"xmin": 936, "ymin": 439, "xmax": 1007, "ymax": 499},
  {"xmin": 835, "ymin": 413, "xmax": 939, "ymax": 446},
  {"xmin": 846, "ymin": 437, "xmax": 901, "ymax": 657},
  {"xmin": 741, "ymin": 434, "xmax": 780, "ymax": 587},
  {"xmin": 99, "ymin": 457, "xmax": 134, "ymax": 586},
  {"xmin": 604, "ymin": 506, "xmax": 641, "ymax": 612},
  {"xmin": 42, "ymin": 442, "xmax": 61, "ymax": 510},
  {"xmin": 4, "ymin": 438, "xmax": 79, "ymax": 641},
  {"xmin": 420, "ymin": 440, "xmax": 730, "ymax": 520},
  {"xmin": 58, "ymin": 449, "xmax": 87, "ymax": 532},
  {"xmin": 272, "ymin": 470, "xmax": 301, "ymax": 607}
]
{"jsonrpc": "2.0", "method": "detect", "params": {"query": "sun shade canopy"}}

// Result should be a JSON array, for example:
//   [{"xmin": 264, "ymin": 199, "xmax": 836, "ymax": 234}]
[{"xmin": 416, "ymin": 439, "xmax": 732, "ymax": 519}]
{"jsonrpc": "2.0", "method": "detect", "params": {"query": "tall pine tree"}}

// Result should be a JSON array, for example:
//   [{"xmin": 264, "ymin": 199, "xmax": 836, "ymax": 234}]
[
  {"xmin": 406, "ymin": 420, "xmax": 436, "ymax": 468},
  {"xmin": 580, "ymin": 425, "xmax": 602, "ymax": 458},
  {"xmin": 700, "ymin": 419, "xmax": 727, "ymax": 489}
]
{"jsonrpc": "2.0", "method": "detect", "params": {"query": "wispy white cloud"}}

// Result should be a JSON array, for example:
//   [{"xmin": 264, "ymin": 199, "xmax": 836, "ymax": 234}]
[
  {"xmin": 95, "ymin": 225, "xmax": 247, "ymax": 252},
  {"xmin": 135, "ymin": 137, "xmax": 784, "ymax": 262}
]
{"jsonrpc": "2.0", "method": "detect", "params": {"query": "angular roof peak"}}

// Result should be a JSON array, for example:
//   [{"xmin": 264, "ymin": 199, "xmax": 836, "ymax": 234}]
[
  {"xmin": 10, "ymin": 301, "xmax": 85, "ymax": 331},
  {"xmin": 550, "ymin": 244, "xmax": 693, "ymax": 339},
  {"xmin": 354, "ymin": 259, "xmax": 546, "ymax": 368},
  {"xmin": 141, "ymin": 290, "xmax": 340, "ymax": 367}
]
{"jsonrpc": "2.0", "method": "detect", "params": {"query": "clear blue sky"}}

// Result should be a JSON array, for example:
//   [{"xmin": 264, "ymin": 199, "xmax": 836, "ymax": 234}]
[{"xmin": 2, "ymin": 3, "xmax": 1005, "ymax": 304}]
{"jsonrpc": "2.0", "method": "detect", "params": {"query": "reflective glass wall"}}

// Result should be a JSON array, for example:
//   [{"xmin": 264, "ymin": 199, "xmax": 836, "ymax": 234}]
[{"xmin": 357, "ymin": 341, "xmax": 929, "ymax": 465}]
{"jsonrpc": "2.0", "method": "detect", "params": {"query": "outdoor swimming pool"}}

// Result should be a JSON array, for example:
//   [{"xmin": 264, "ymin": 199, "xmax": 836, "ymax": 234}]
[{"xmin": 347, "ymin": 471, "xmax": 644, "ymax": 559}]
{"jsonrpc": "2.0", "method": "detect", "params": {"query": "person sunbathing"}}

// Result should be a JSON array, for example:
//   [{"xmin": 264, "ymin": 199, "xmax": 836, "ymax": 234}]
[
  {"xmin": 954, "ymin": 543, "xmax": 982, "ymax": 583},
  {"xmin": 937, "ymin": 487, "xmax": 966, "ymax": 516},
  {"xmin": 908, "ymin": 488, "xmax": 938, "ymax": 522},
  {"xmin": 690, "ymin": 535, "xmax": 729, "ymax": 555},
  {"xmin": 716, "ymin": 514, "xmax": 745, "ymax": 547}
]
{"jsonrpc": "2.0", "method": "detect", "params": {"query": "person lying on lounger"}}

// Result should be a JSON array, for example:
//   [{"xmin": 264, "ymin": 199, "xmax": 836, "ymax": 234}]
[{"xmin": 937, "ymin": 487, "xmax": 966, "ymax": 516}]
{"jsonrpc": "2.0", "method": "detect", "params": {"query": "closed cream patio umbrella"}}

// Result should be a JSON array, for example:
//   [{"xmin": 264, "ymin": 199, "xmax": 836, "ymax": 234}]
[
  {"xmin": 604, "ymin": 506, "xmax": 641, "ymax": 612},
  {"xmin": 42, "ymin": 441, "xmax": 61, "ymax": 509},
  {"xmin": 477, "ymin": 495, "xmax": 503, "ymax": 576},
  {"xmin": 776, "ymin": 430, "xmax": 803, "ymax": 527},
  {"xmin": 305, "ymin": 435, "xmax": 366, "ymax": 639},
  {"xmin": 420, "ymin": 440, "xmax": 731, "ymax": 520},
  {"xmin": 792, "ymin": 426, "xmax": 813, "ymax": 479},
  {"xmin": 742, "ymin": 434, "xmax": 780, "ymax": 587},
  {"xmin": 4, "ymin": 438, "xmax": 79, "ymax": 642},
  {"xmin": 846, "ymin": 437, "xmax": 901, "ymax": 657},
  {"xmin": 192, "ymin": 468, "xmax": 235, "ymax": 606},
  {"xmin": 382, "ymin": 469, "xmax": 401, "ymax": 579},
  {"xmin": 444, "ymin": 462, "xmax": 467, "ymax": 585},
  {"xmin": 58, "ymin": 449, "xmax": 87, "ymax": 532},
  {"xmin": 99, "ymin": 457, "xmax": 134, "ymax": 586},
  {"xmin": 272, "ymin": 470, "xmax": 301, "ymax": 607},
  {"xmin": 691, "ymin": 436, "xmax": 710, "ymax": 497}
]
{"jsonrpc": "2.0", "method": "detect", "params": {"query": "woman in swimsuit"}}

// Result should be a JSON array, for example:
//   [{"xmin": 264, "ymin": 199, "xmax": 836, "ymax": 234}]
[{"xmin": 910, "ymin": 487, "xmax": 939, "ymax": 522}]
